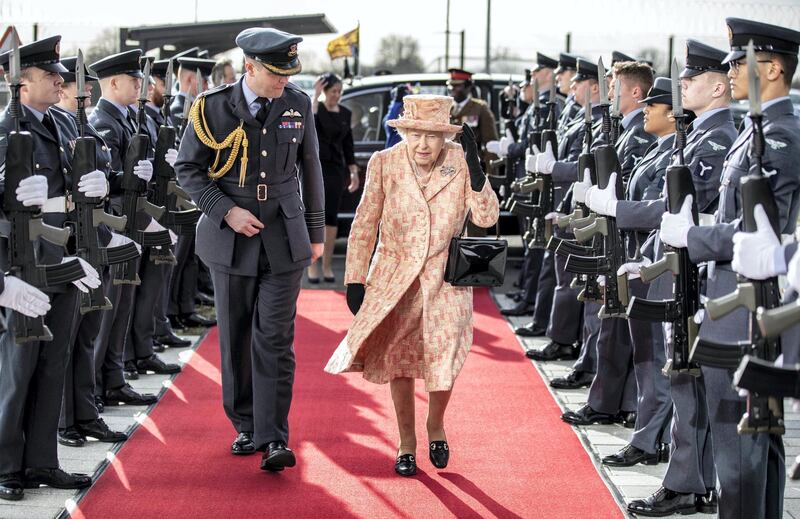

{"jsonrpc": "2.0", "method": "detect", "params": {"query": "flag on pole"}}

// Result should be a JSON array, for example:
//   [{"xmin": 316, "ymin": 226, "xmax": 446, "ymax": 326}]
[{"xmin": 327, "ymin": 26, "xmax": 359, "ymax": 60}]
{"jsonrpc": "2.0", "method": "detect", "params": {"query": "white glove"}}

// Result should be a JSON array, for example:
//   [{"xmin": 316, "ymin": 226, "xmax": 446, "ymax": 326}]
[
  {"xmin": 545, "ymin": 211, "xmax": 564, "ymax": 221},
  {"xmin": 597, "ymin": 275, "xmax": 606, "ymax": 286},
  {"xmin": 0, "ymin": 276, "xmax": 51, "ymax": 317},
  {"xmin": 497, "ymin": 130, "xmax": 514, "ymax": 156},
  {"xmin": 585, "ymin": 172, "xmax": 619, "ymax": 217},
  {"xmin": 788, "ymin": 245, "xmax": 800, "ymax": 292},
  {"xmin": 660, "ymin": 195, "xmax": 694, "ymax": 248},
  {"xmin": 108, "ymin": 232, "xmax": 141, "ymax": 255},
  {"xmin": 617, "ymin": 257, "xmax": 653, "ymax": 280},
  {"xmin": 169, "ymin": 229, "xmax": 178, "ymax": 246},
  {"xmin": 15, "ymin": 175, "xmax": 48, "ymax": 207},
  {"xmin": 525, "ymin": 149, "xmax": 538, "ymax": 174},
  {"xmin": 165, "ymin": 148, "xmax": 179, "ymax": 168},
  {"xmin": 731, "ymin": 205, "xmax": 782, "ymax": 280},
  {"xmin": 78, "ymin": 169, "xmax": 109, "ymax": 198},
  {"xmin": 573, "ymin": 168, "xmax": 593, "ymax": 206},
  {"xmin": 486, "ymin": 140, "xmax": 502, "ymax": 156},
  {"xmin": 62, "ymin": 257, "xmax": 101, "ymax": 294},
  {"xmin": 535, "ymin": 140, "xmax": 556, "ymax": 175},
  {"xmin": 133, "ymin": 160, "xmax": 153, "ymax": 182}
]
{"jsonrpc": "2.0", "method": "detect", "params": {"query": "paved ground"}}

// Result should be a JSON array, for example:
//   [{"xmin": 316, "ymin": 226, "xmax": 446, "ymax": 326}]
[{"xmin": 5, "ymin": 246, "xmax": 800, "ymax": 518}]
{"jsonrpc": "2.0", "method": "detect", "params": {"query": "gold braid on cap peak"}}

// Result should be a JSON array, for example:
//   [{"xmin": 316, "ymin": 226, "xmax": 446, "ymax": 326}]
[{"xmin": 190, "ymin": 96, "xmax": 249, "ymax": 187}]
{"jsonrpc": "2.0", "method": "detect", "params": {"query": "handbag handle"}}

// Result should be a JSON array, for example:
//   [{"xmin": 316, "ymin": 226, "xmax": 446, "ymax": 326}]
[{"xmin": 459, "ymin": 209, "xmax": 501, "ymax": 239}]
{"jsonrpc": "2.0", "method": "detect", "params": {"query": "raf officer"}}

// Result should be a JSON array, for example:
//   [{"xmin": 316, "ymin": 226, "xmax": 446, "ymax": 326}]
[{"xmin": 175, "ymin": 27, "xmax": 324, "ymax": 472}]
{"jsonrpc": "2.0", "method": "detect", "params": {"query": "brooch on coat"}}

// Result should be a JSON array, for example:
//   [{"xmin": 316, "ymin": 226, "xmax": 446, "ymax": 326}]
[{"xmin": 440, "ymin": 165, "xmax": 456, "ymax": 177}]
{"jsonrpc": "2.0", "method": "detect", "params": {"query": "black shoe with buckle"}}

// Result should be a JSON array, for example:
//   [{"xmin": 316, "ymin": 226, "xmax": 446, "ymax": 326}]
[
  {"xmin": 561, "ymin": 404, "xmax": 616, "ymax": 426},
  {"xmin": 0, "ymin": 472, "xmax": 23, "ymax": 501},
  {"xmin": 58, "ymin": 428, "xmax": 85, "ymax": 448},
  {"xmin": 429, "ymin": 441, "xmax": 449, "ymax": 469},
  {"xmin": 231, "ymin": 432, "xmax": 256, "ymax": 456},
  {"xmin": 394, "ymin": 454, "xmax": 417, "ymax": 477},
  {"xmin": 24, "ymin": 468, "xmax": 91, "ymax": 490},
  {"xmin": 75, "ymin": 418, "xmax": 128, "ymax": 443},
  {"xmin": 550, "ymin": 370, "xmax": 594, "ymax": 389},
  {"xmin": 627, "ymin": 486, "xmax": 697, "ymax": 516},
  {"xmin": 260, "ymin": 441, "xmax": 296, "ymax": 472}
]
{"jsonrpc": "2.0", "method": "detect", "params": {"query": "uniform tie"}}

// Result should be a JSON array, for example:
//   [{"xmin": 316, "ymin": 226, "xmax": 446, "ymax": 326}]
[
  {"xmin": 255, "ymin": 97, "xmax": 270, "ymax": 125},
  {"xmin": 41, "ymin": 112, "xmax": 58, "ymax": 140}
]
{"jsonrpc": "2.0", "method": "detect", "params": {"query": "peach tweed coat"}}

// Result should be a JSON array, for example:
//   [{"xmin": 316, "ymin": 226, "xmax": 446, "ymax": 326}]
[{"xmin": 324, "ymin": 140, "xmax": 500, "ymax": 391}]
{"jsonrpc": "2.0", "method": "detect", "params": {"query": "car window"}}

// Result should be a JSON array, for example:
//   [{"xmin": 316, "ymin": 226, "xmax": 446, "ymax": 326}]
[{"xmin": 341, "ymin": 91, "xmax": 385, "ymax": 142}]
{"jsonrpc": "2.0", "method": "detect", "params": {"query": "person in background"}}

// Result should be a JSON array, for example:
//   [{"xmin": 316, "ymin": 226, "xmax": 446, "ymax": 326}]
[
  {"xmin": 308, "ymin": 73, "xmax": 359, "ymax": 283},
  {"xmin": 211, "ymin": 59, "xmax": 236, "ymax": 87},
  {"xmin": 384, "ymin": 83, "xmax": 411, "ymax": 149}
]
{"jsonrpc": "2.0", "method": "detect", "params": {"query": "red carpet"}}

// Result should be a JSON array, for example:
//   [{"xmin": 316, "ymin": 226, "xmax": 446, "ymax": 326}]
[{"xmin": 75, "ymin": 289, "xmax": 623, "ymax": 519}]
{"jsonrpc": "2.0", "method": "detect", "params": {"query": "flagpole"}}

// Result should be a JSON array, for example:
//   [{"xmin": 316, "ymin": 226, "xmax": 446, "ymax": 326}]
[{"xmin": 354, "ymin": 22, "xmax": 360, "ymax": 77}]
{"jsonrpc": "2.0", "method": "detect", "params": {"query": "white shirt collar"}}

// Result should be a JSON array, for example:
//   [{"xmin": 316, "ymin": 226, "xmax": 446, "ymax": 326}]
[{"xmin": 621, "ymin": 108, "xmax": 643, "ymax": 130}]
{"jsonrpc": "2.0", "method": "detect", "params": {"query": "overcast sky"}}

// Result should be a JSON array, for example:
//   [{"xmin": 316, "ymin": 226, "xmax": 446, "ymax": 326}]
[{"xmin": 3, "ymin": 0, "xmax": 799, "ymax": 72}]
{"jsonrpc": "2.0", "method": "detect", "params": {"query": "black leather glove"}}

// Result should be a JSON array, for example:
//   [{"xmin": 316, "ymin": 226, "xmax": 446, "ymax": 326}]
[
  {"xmin": 458, "ymin": 123, "xmax": 486, "ymax": 192},
  {"xmin": 346, "ymin": 283, "xmax": 365, "ymax": 315}
]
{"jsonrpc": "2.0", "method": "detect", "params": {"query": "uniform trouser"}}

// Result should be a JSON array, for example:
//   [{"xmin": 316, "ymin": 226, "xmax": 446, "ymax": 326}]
[
  {"xmin": 532, "ymin": 250, "xmax": 556, "ymax": 330},
  {"xmin": 197, "ymin": 257, "xmax": 214, "ymax": 295},
  {"xmin": 95, "ymin": 263, "xmax": 137, "ymax": 392},
  {"xmin": 124, "ymin": 250, "xmax": 163, "ymax": 362},
  {"xmin": 702, "ymin": 366, "xmax": 785, "ymax": 519},
  {"xmin": 574, "ymin": 300, "xmax": 601, "ymax": 374},
  {"xmin": 520, "ymin": 248, "xmax": 543, "ymax": 305},
  {"xmin": 154, "ymin": 263, "xmax": 174, "ymax": 337},
  {"xmin": 627, "ymin": 279, "xmax": 672, "ymax": 454},
  {"xmin": 546, "ymin": 249, "xmax": 582, "ymax": 345},
  {"xmin": 662, "ymin": 347, "xmax": 715, "ymax": 494},
  {"xmin": 210, "ymin": 251, "xmax": 302, "ymax": 448},
  {"xmin": 0, "ymin": 287, "xmax": 79, "ymax": 474},
  {"xmin": 61, "ymin": 272, "xmax": 108, "ymax": 430},
  {"xmin": 587, "ymin": 316, "xmax": 637, "ymax": 415},
  {"xmin": 168, "ymin": 234, "xmax": 198, "ymax": 316}
]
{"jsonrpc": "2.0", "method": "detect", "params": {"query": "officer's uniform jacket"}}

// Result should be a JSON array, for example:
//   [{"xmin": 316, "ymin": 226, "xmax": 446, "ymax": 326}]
[
  {"xmin": 614, "ymin": 109, "xmax": 655, "ymax": 184},
  {"xmin": 0, "ymin": 105, "xmax": 75, "ymax": 266},
  {"xmin": 507, "ymin": 90, "xmax": 564, "ymax": 178},
  {"xmin": 175, "ymin": 79, "xmax": 324, "ymax": 276},
  {"xmin": 145, "ymin": 104, "xmax": 166, "ymax": 129},
  {"xmin": 551, "ymin": 104, "xmax": 603, "ymax": 185},
  {"xmin": 450, "ymin": 96, "xmax": 498, "ymax": 165},
  {"xmin": 169, "ymin": 92, "xmax": 190, "ymax": 122},
  {"xmin": 557, "ymin": 94, "xmax": 581, "ymax": 139},
  {"xmin": 687, "ymin": 98, "xmax": 800, "ymax": 342}
]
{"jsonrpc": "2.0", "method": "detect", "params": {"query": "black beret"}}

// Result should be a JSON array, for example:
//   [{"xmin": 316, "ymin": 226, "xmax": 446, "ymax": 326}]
[
  {"xmin": 640, "ymin": 77, "xmax": 672, "ymax": 106},
  {"xmin": 681, "ymin": 39, "xmax": 728, "ymax": 78},
  {"xmin": 0, "ymin": 35, "xmax": 67, "ymax": 74},
  {"xmin": 723, "ymin": 17, "xmax": 800, "ymax": 64},
  {"xmin": 236, "ymin": 28, "xmax": 302, "ymax": 76},
  {"xmin": 573, "ymin": 58, "xmax": 598, "ymax": 81},
  {"xmin": 534, "ymin": 52, "xmax": 558, "ymax": 71},
  {"xmin": 554, "ymin": 53, "xmax": 578, "ymax": 74},
  {"xmin": 90, "ymin": 50, "xmax": 143, "ymax": 79},
  {"xmin": 59, "ymin": 55, "xmax": 98, "ymax": 83}
]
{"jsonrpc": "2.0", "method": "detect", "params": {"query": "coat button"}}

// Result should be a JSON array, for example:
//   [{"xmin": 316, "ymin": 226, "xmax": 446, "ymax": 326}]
[
  {"xmin": 262, "ymin": 129, "xmax": 267, "ymax": 135},
  {"xmin": 292, "ymin": 137, "xmax": 297, "ymax": 143},
  {"xmin": 260, "ymin": 172, "xmax": 266, "ymax": 178},
  {"xmin": 35, "ymin": 163, "xmax": 40, "ymax": 169},
  {"xmin": 59, "ymin": 146, "xmax": 64, "ymax": 152},
  {"xmin": 261, "ymin": 150, "xmax": 267, "ymax": 157},
  {"xmin": 62, "ymin": 167, "xmax": 67, "ymax": 173}
]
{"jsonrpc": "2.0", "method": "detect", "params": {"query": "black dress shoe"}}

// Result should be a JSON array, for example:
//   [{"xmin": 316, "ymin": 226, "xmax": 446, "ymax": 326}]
[
  {"xmin": 616, "ymin": 411, "xmax": 637, "ymax": 428},
  {"xmin": 179, "ymin": 312, "xmax": 217, "ymax": 328},
  {"xmin": 154, "ymin": 331, "xmax": 191, "ymax": 347},
  {"xmin": 76, "ymin": 418, "xmax": 128, "ymax": 443},
  {"xmin": 168, "ymin": 314, "xmax": 186, "ymax": 330},
  {"xmin": 525, "ymin": 341, "xmax": 577, "ymax": 361},
  {"xmin": 500, "ymin": 301, "xmax": 533, "ymax": 316},
  {"xmin": 123, "ymin": 361, "xmax": 139, "ymax": 380},
  {"xmin": 429, "ymin": 441, "xmax": 449, "ymax": 469},
  {"xmin": 515, "ymin": 322, "xmax": 548, "ymax": 337},
  {"xmin": 0, "ymin": 472, "xmax": 23, "ymax": 501},
  {"xmin": 695, "ymin": 488, "xmax": 717, "ymax": 514},
  {"xmin": 323, "ymin": 275, "xmax": 336, "ymax": 283},
  {"xmin": 94, "ymin": 395, "xmax": 104, "ymax": 414},
  {"xmin": 136, "ymin": 354, "xmax": 181, "ymax": 375},
  {"xmin": 627, "ymin": 486, "xmax": 697, "ymax": 516},
  {"xmin": 58, "ymin": 428, "xmax": 85, "ymax": 448},
  {"xmin": 550, "ymin": 370, "xmax": 594, "ymax": 389},
  {"xmin": 24, "ymin": 467, "xmax": 91, "ymax": 489},
  {"xmin": 394, "ymin": 454, "xmax": 417, "ymax": 477},
  {"xmin": 104, "ymin": 384, "xmax": 158, "ymax": 406},
  {"xmin": 561, "ymin": 404, "xmax": 616, "ymax": 426},
  {"xmin": 260, "ymin": 441, "xmax": 296, "ymax": 471},
  {"xmin": 602, "ymin": 444, "xmax": 659, "ymax": 467},
  {"xmin": 231, "ymin": 432, "xmax": 256, "ymax": 456},
  {"xmin": 195, "ymin": 291, "xmax": 215, "ymax": 306},
  {"xmin": 152, "ymin": 340, "xmax": 166, "ymax": 353}
]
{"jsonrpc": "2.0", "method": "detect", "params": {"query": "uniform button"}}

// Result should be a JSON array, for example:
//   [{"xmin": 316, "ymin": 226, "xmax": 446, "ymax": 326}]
[
  {"xmin": 261, "ymin": 150, "xmax": 267, "ymax": 157},
  {"xmin": 35, "ymin": 163, "xmax": 40, "ymax": 169},
  {"xmin": 260, "ymin": 172, "xmax": 266, "ymax": 178},
  {"xmin": 262, "ymin": 129, "xmax": 267, "ymax": 135},
  {"xmin": 106, "ymin": 162, "xmax": 111, "ymax": 167},
  {"xmin": 62, "ymin": 168, "xmax": 67, "ymax": 173},
  {"xmin": 102, "ymin": 146, "xmax": 108, "ymax": 151},
  {"xmin": 59, "ymin": 146, "xmax": 64, "ymax": 152},
  {"xmin": 292, "ymin": 137, "xmax": 297, "ymax": 143}
]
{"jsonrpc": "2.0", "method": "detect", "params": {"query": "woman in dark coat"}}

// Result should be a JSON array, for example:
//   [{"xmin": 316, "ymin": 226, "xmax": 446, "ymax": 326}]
[{"xmin": 308, "ymin": 73, "xmax": 359, "ymax": 283}]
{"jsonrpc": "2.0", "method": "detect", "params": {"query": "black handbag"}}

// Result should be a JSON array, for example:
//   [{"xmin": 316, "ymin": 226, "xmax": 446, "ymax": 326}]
[{"xmin": 444, "ymin": 211, "xmax": 508, "ymax": 287}]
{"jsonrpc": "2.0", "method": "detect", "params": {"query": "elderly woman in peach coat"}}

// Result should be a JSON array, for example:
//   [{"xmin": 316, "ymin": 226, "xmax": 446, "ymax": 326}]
[{"xmin": 325, "ymin": 94, "xmax": 499, "ymax": 477}]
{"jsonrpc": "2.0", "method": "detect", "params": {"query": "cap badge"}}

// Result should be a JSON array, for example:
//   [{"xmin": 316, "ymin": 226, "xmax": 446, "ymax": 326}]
[{"xmin": 288, "ymin": 44, "xmax": 298, "ymax": 58}]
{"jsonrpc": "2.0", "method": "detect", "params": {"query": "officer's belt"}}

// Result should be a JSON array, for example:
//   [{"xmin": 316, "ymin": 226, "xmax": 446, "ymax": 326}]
[
  {"xmin": 255, "ymin": 177, "xmax": 300, "ymax": 202},
  {"xmin": 42, "ymin": 195, "xmax": 75, "ymax": 213}
]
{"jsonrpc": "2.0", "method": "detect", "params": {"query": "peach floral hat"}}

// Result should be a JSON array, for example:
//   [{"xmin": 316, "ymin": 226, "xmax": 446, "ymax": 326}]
[{"xmin": 387, "ymin": 94, "xmax": 463, "ymax": 133}]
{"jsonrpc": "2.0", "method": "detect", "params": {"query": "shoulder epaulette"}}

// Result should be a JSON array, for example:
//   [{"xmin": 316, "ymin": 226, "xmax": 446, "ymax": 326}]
[{"xmin": 199, "ymin": 82, "xmax": 234, "ymax": 99}]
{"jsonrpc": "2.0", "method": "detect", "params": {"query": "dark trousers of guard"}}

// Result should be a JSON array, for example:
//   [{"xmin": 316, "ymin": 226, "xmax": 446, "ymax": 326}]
[
  {"xmin": 61, "ymin": 271, "xmax": 109, "ymax": 430},
  {"xmin": 124, "ymin": 249, "xmax": 163, "ymax": 362},
  {"xmin": 0, "ymin": 287, "xmax": 79, "ymax": 474},
  {"xmin": 211, "ymin": 248, "xmax": 302, "ymax": 449},
  {"xmin": 169, "ymin": 235, "xmax": 199, "ymax": 316},
  {"xmin": 546, "ymin": 241, "xmax": 582, "ymax": 346},
  {"xmin": 154, "ymin": 263, "xmax": 174, "ymax": 337},
  {"xmin": 95, "ymin": 265, "xmax": 137, "ymax": 393},
  {"xmin": 587, "ymin": 316, "xmax": 637, "ymax": 415}
]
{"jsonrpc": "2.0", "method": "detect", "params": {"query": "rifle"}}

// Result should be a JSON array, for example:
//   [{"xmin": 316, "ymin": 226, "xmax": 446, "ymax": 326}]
[
  {"xmin": 565, "ymin": 59, "xmax": 629, "ymax": 318},
  {"xmin": 115, "ymin": 58, "xmax": 174, "ymax": 284},
  {"xmin": 626, "ymin": 59, "xmax": 701, "ymax": 375},
  {"xmin": 0, "ymin": 38, "xmax": 85, "ymax": 342},
  {"xmin": 150, "ymin": 59, "xmax": 201, "ymax": 237},
  {"xmin": 690, "ymin": 41, "xmax": 784, "ymax": 435},
  {"xmin": 71, "ymin": 50, "xmax": 141, "ymax": 313},
  {"xmin": 487, "ymin": 78, "xmax": 519, "ymax": 204}
]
